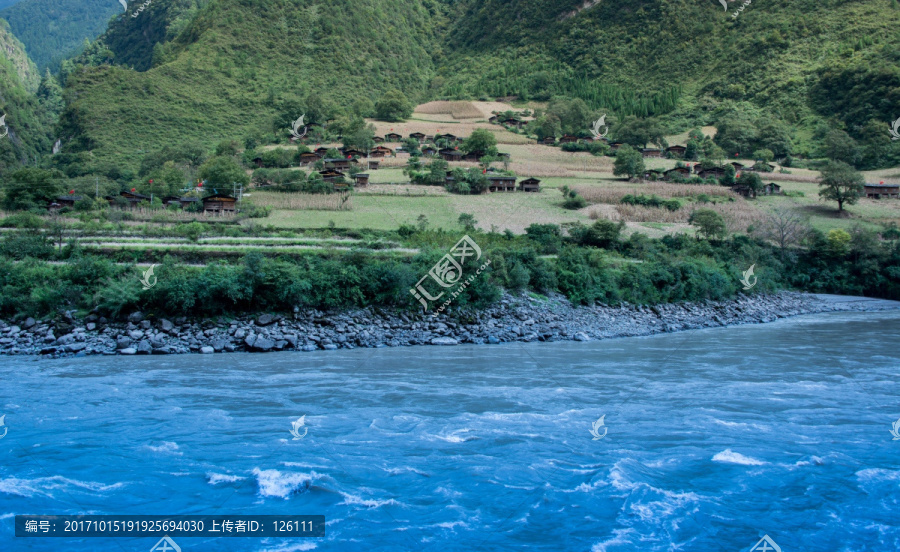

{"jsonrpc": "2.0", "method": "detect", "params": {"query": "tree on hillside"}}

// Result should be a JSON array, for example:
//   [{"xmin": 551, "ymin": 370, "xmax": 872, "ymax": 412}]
[
  {"xmin": 824, "ymin": 129, "xmax": 861, "ymax": 166},
  {"xmin": 374, "ymin": 89, "xmax": 412, "ymax": 122},
  {"xmin": 615, "ymin": 116, "xmax": 667, "ymax": 149},
  {"xmin": 532, "ymin": 114, "xmax": 561, "ymax": 141},
  {"xmin": 756, "ymin": 206, "xmax": 810, "ymax": 255},
  {"xmin": 197, "ymin": 156, "xmax": 250, "ymax": 188},
  {"xmin": 342, "ymin": 119, "xmax": 376, "ymax": 152},
  {"xmin": 613, "ymin": 145, "xmax": 645, "ymax": 179},
  {"xmin": 713, "ymin": 110, "xmax": 758, "ymax": 156},
  {"xmin": 545, "ymin": 97, "xmax": 593, "ymax": 135},
  {"xmin": 736, "ymin": 172, "xmax": 763, "ymax": 196},
  {"xmin": 462, "ymin": 129, "xmax": 498, "ymax": 156},
  {"xmin": 689, "ymin": 209, "xmax": 727, "ymax": 240},
  {"xmin": 1, "ymin": 168, "xmax": 65, "ymax": 210},
  {"xmin": 818, "ymin": 161, "xmax": 864, "ymax": 212}
]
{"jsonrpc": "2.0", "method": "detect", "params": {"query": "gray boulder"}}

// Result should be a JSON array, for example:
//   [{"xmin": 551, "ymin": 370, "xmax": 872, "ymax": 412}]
[
  {"xmin": 160, "ymin": 319, "xmax": 174, "ymax": 332},
  {"xmin": 120, "ymin": 348, "xmax": 137, "ymax": 355},
  {"xmin": 257, "ymin": 314, "xmax": 275, "ymax": 326},
  {"xmin": 137, "ymin": 340, "xmax": 153, "ymax": 354},
  {"xmin": 128, "ymin": 311, "xmax": 144, "ymax": 323},
  {"xmin": 574, "ymin": 332, "xmax": 590, "ymax": 342},
  {"xmin": 200, "ymin": 346, "xmax": 215, "ymax": 354}
]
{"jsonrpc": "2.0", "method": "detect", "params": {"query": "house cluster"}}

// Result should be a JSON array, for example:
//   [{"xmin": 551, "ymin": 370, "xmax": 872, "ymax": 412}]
[
  {"xmin": 444, "ymin": 172, "xmax": 541, "ymax": 193},
  {"xmin": 91, "ymin": 191, "xmax": 237, "ymax": 215},
  {"xmin": 488, "ymin": 113, "xmax": 530, "ymax": 129}
]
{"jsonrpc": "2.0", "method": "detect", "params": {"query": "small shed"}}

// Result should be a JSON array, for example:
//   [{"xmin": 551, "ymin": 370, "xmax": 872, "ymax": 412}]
[
  {"xmin": 863, "ymin": 183, "xmax": 900, "ymax": 199},
  {"xmin": 440, "ymin": 148, "xmax": 463, "ymax": 162},
  {"xmin": 368, "ymin": 160, "xmax": 381, "ymax": 170},
  {"xmin": 731, "ymin": 184, "xmax": 756, "ymax": 198},
  {"xmin": 664, "ymin": 167, "xmax": 691, "ymax": 180},
  {"xmin": 519, "ymin": 177, "xmax": 541, "ymax": 192},
  {"xmin": 698, "ymin": 167, "xmax": 726, "ymax": 179},
  {"xmin": 665, "ymin": 145, "xmax": 687, "ymax": 157},
  {"xmin": 541, "ymin": 136, "xmax": 556, "ymax": 145},
  {"xmin": 202, "ymin": 194, "xmax": 237, "ymax": 215},
  {"xmin": 641, "ymin": 148, "xmax": 663, "ymax": 158},
  {"xmin": 298, "ymin": 152, "xmax": 319, "ymax": 165},
  {"xmin": 763, "ymin": 183, "xmax": 782, "ymax": 195},
  {"xmin": 370, "ymin": 146, "xmax": 393, "ymax": 158},
  {"xmin": 487, "ymin": 176, "xmax": 517, "ymax": 192},
  {"xmin": 319, "ymin": 169, "xmax": 346, "ymax": 182},
  {"xmin": 354, "ymin": 173, "xmax": 370, "ymax": 187},
  {"xmin": 409, "ymin": 132, "xmax": 426, "ymax": 142}
]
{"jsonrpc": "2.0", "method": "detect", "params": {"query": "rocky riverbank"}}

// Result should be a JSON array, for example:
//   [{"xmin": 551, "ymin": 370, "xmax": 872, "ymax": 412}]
[{"xmin": 1, "ymin": 292, "xmax": 898, "ymax": 358}]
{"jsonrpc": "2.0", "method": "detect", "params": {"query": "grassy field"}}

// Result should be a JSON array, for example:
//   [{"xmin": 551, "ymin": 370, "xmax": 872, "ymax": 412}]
[{"xmin": 243, "ymin": 101, "xmax": 900, "ymax": 236}]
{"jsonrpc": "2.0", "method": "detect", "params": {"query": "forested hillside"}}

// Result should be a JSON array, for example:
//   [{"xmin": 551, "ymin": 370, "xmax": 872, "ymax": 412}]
[
  {"xmin": 11, "ymin": 0, "xmax": 900, "ymax": 174},
  {"xmin": 0, "ymin": 19, "xmax": 58, "ymax": 171},
  {"xmin": 55, "ymin": 0, "xmax": 443, "ymax": 175},
  {"xmin": 0, "ymin": 0, "xmax": 121, "ymax": 71}
]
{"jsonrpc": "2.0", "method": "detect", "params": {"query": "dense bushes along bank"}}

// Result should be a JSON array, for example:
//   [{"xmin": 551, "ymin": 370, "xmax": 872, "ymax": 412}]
[{"xmin": 1, "ymin": 220, "xmax": 900, "ymax": 320}]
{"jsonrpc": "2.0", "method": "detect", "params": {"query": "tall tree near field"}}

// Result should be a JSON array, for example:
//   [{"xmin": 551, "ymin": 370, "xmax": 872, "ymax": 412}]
[
  {"xmin": 197, "ymin": 156, "xmax": 250, "ymax": 188},
  {"xmin": 818, "ymin": 161, "xmax": 864, "ymax": 212},
  {"xmin": 613, "ymin": 145, "xmax": 645, "ymax": 179},
  {"xmin": 374, "ymin": 89, "xmax": 413, "ymax": 122},
  {"xmin": 462, "ymin": 129, "xmax": 498, "ymax": 156}
]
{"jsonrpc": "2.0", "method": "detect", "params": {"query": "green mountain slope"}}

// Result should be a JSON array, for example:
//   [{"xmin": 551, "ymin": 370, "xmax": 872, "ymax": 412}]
[
  {"xmin": 57, "ymin": 0, "xmax": 441, "ymax": 173},
  {"xmin": 0, "ymin": 18, "xmax": 56, "ymax": 171},
  {"xmin": 0, "ymin": 0, "xmax": 121, "ymax": 71},
  {"xmin": 55, "ymin": 0, "xmax": 900, "ymax": 172}
]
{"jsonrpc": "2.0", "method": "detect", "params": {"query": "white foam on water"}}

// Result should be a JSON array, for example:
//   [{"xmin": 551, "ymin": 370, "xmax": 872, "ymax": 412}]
[
  {"xmin": 712, "ymin": 449, "xmax": 766, "ymax": 466},
  {"xmin": 206, "ymin": 473, "xmax": 243, "ymax": 485},
  {"xmin": 338, "ymin": 491, "xmax": 400, "ymax": 508},
  {"xmin": 591, "ymin": 528, "xmax": 637, "ymax": 552},
  {"xmin": 145, "ymin": 441, "xmax": 182, "ymax": 455},
  {"xmin": 855, "ymin": 468, "xmax": 900, "ymax": 482},
  {"xmin": 252, "ymin": 468, "xmax": 315, "ymax": 499},
  {"xmin": 0, "ymin": 476, "xmax": 123, "ymax": 498}
]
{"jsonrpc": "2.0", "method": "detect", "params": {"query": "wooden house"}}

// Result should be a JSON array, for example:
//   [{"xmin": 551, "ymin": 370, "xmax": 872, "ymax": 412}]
[
  {"xmin": 354, "ymin": 173, "xmax": 370, "ymax": 187},
  {"xmin": 463, "ymin": 150, "xmax": 485, "ymax": 162},
  {"xmin": 641, "ymin": 148, "xmax": 663, "ymax": 158},
  {"xmin": 559, "ymin": 135, "xmax": 579, "ymax": 144},
  {"xmin": 731, "ymin": 184, "xmax": 756, "ymax": 198},
  {"xmin": 368, "ymin": 160, "xmax": 381, "ymax": 170},
  {"xmin": 698, "ymin": 167, "xmax": 726, "ymax": 179},
  {"xmin": 50, "ymin": 194, "xmax": 84, "ymax": 210},
  {"xmin": 370, "ymin": 145, "xmax": 393, "ymax": 158},
  {"xmin": 664, "ymin": 167, "xmax": 691, "ymax": 180},
  {"xmin": 422, "ymin": 146, "xmax": 437, "ymax": 157},
  {"xmin": 373, "ymin": 136, "xmax": 385, "ymax": 143},
  {"xmin": 609, "ymin": 142, "xmax": 623, "ymax": 152},
  {"xmin": 643, "ymin": 169, "xmax": 665, "ymax": 180},
  {"xmin": 113, "ymin": 190, "xmax": 150, "ymax": 208},
  {"xmin": 541, "ymin": 136, "xmax": 556, "ymax": 145},
  {"xmin": 409, "ymin": 132, "xmax": 426, "ymax": 142},
  {"xmin": 439, "ymin": 148, "xmax": 463, "ymax": 162},
  {"xmin": 487, "ymin": 176, "xmax": 517, "ymax": 192},
  {"xmin": 319, "ymin": 169, "xmax": 346, "ymax": 183},
  {"xmin": 519, "ymin": 177, "xmax": 541, "ymax": 192},
  {"xmin": 324, "ymin": 158, "xmax": 359, "ymax": 171},
  {"xmin": 665, "ymin": 145, "xmax": 687, "ymax": 157},
  {"xmin": 298, "ymin": 152, "xmax": 319, "ymax": 165},
  {"xmin": 385, "ymin": 132, "xmax": 402, "ymax": 142},
  {"xmin": 342, "ymin": 148, "xmax": 367, "ymax": 158},
  {"xmin": 693, "ymin": 163, "xmax": 705, "ymax": 173},
  {"xmin": 178, "ymin": 196, "xmax": 200, "ymax": 208},
  {"xmin": 434, "ymin": 133, "xmax": 458, "ymax": 142},
  {"xmin": 314, "ymin": 147, "xmax": 329, "ymax": 158},
  {"xmin": 763, "ymin": 183, "xmax": 783, "ymax": 196},
  {"xmin": 202, "ymin": 194, "xmax": 237, "ymax": 215},
  {"xmin": 252, "ymin": 156, "xmax": 264, "ymax": 168},
  {"xmin": 863, "ymin": 183, "xmax": 900, "ymax": 199}
]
